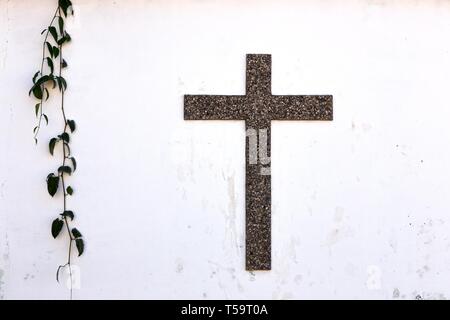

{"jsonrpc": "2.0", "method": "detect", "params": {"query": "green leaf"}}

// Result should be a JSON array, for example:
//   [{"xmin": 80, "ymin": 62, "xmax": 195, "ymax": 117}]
[
  {"xmin": 58, "ymin": 16, "xmax": 64, "ymax": 34},
  {"xmin": 56, "ymin": 265, "xmax": 62, "ymax": 282},
  {"xmin": 66, "ymin": 186, "xmax": 73, "ymax": 195},
  {"xmin": 75, "ymin": 238, "xmax": 84, "ymax": 256},
  {"xmin": 72, "ymin": 228, "xmax": 82, "ymax": 239},
  {"xmin": 52, "ymin": 46, "xmax": 60, "ymax": 59},
  {"xmin": 69, "ymin": 157, "xmax": 77, "ymax": 172},
  {"xmin": 33, "ymin": 126, "xmax": 38, "ymax": 134},
  {"xmin": 32, "ymin": 71, "xmax": 40, "ymax": 83},
  {"xmin": 61, "ymin": 59, "xmax": 68, "ymax": 68},
  {"xmin": 35, "ymin": 103, "xmax": 40, "ymax": 117},
  {"xmin": 46, "ymin": 57, "xmax": 54, "ymax": 74},
  {"xmin": 41, "ymin": 29, "xmax": 47, "ymax": 35},
  {"xmin": 56, "ymin": 76, "xmax": 67, "ymax": 91},
  {"xmin": 43, "ymin": 114, "xmax": 48, "ymax": 125},
  {"xmin": 44, "ymin": 87, "xmax": 50, "ymax": 101},
  {"xmin": 48, "ymin": 26, "xmax": 58, "ymax": 42},
  {"xmin": 47, "ymin": 173, "xmax": 60, "ymax": 196},
  {"xmin": 63, "ymin": 32, "xmax": 71, "ymax": 43},
  {"xmin": 46, "ymin": 42, "xmax": 53, "ymax": 58},
  {"xmin": 51, "ymin": 218, "xmax": 64, "ymax": 238},
  {"xmin": 31, "ymin": 86, "xmax": 43, "ymax": 99},
  {"xmin": 56, "ymin": 264, "xmax": 65, "ymax": 283},
  {"xmin": 58, "ymin": 165, "xmax": 72, "ymax": 175},
  {"xmin": 29, "ymin": 75, "xmax": 55, "ymax": 96},
  {"xmin": 57, "ymin": 33, "xmax": 71, "ymax": 46},
  {"xmin": 64, "ymin": 142, "xmax": 71, "ymax": 156},
  {"xmin": 49, "ymin": 138, "xmax": 58, "ymax": 155},
  {"xmin": 59, "ymin": 0, "xmax": 73, "ymax": 17},
  {"xmin": 59, "ymin": 132, "xmax": 70, "ymax": 143},
  {"xmin": 35, "ymin": 75, "xmax": 53, "ymax": 86},
  {"xmin": 67, "ymin": 120, "xmax": 76, "ymax": 133},
  {"xmin": 61, "ymin": 210, "xmax": 74, "ymax": 221},
  {"xmin": 60, "ymin": 77, "xmax": 67, "ymax": 90},
  {"xmin": 57, "ymin": 37, "xmax": 66, "ymax": 46}
]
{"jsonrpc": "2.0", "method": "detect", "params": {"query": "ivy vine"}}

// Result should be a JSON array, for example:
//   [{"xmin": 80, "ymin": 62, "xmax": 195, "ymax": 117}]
[{"xmin": 29, "ymin": 0, "xmax": 83, "ymax": 299}]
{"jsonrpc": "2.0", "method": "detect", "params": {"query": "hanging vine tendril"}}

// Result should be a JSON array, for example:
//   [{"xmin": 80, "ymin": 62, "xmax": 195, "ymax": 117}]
[{"xmin": 29, "ymin": 0, "xmax": 83, "ymax": 299}]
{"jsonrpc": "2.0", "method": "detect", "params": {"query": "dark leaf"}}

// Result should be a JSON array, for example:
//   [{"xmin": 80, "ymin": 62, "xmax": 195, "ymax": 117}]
[
  {"xmin": 64, "ymin": 142, "xmax": 71, "ymax": 156},
  {"xmin": 59, "ymin": 0, "xmax": 73, "ymax": 17},
  {"xmin": 56, "ymin": 76, "xmax": 62, "ymax": 91},
  {"xmin": 41, "ymin": 29, "xmax": 47, "ymax": 35},
  {"xmin": 51, "ymin": 218, "xmax": 64, "ymax": 238},
  {"xmin": 57, "ymin": 37, "xmax": 66, "ymax": 46},
  {"xmin": 46, "ymin": 57, "xmax": 54, "ymax": 74},
  {"xmin": 59, "ymin": 132, "xmax": 70, "ymax": 143},
  {"xmin": 67, "ymin": 120, "xmax": 76, "ymax": 133},
  {"xmin": 56, "ymin": 264, "xmax": 66, "ymax": 283},
  {"xmin": 32, "ymin": 86, "xmax": 43, "ymax": 99},
  {"xmin": 32, "ymin": 71, "xmax": 40, "ymax": 83},
  {"xmin": 35, "ymin": 74, "xmax": 53, "ymax": 86},
  {"xmin": 43, "ymin": 114, "xmax": 48, "ymax": 125},
  {"xmin": 48, "ymin": 26, "xmax": 58, "ymax": 42},
  {"xmin": 60, "ymin": 77, "xmax": 67, "ymax": 90},
  {"xmin": 44, "ymin": 87, "xmax": 50, "ymax": 101},
  {"xmin": 29, "ymin": 75, "xmax": 55, "ymax": 95},
  {"xmin": 35, "ymin": 103, "xmax": 40, "ymax": 117},
  {"xmin": 58, "ymin": 165, "xmax": 72, "ymax": 175},
  {"xmin": 56, "ymin": 76, "xmax": 67, "ymax": 91},
  {"xmin": 58, "ymin": 16, "xmax": 64, "ymax": 34},
  {"xmin": 72, "ymin": 228, "xmax": 82, "ymax": 239},
  {"xmin": 52, "ymin": 46, "xmax": 60, "ymax": 59},
  {"xmin": 69, "ymin": 157, "xmax": 77, "ymax": 172},
  {"xmin": 60, "ymin": 0, "xmax": 68, "ymax": 17},
  {"xmin": 64, "ymin": 32, "xmax": 71, "ymax": 42},
  {"xmin": 33, "ymin": 126, "xmax": 38, "ymax": 134},
  {"xmin": 61, "ymin": 210, "xmax": 74, "ymax": 221},
  {"xmin": 75, "ymin": 238, "xmax": 84, "ymax": 256},
  {"xmin": 49, "ymin": 138, "xmax": 58, "ymax": 155},
  {"xmin": 47, "ymin": 173, "xmax": 59, "ymax": 196},
  {"xmin": 61, "ymin": 59, "xmax": 68, "ymax": 68},
  {"xmin": 66, "ymin": 186, "xmax": 73, "ymax": 195},
  {"xmin": 46, "ymin": 42, "xmax": 53, "ymax": 58}
]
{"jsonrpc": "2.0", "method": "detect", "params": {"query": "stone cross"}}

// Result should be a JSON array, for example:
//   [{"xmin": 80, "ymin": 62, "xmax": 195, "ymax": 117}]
[{"xmin": 184, "ymin": 54, "xmax": 333, "ymax": 270}]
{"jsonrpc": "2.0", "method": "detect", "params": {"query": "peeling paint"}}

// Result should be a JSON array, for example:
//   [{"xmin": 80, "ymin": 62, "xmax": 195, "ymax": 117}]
[
  {"xmin": 0, "ymin": 0, "xmax": 10, "ymax": 70},
  {"xmin": 416, "ymin": 265, "xmax": 430, "ymax": 278},
  {"xmin": 393, "ymin": 288, "xmax": 400, "ymax": 299},
  {"xmin": 175, "ymin": 258, "xmax": 184, "ymax": 274},
  {"xmin": 0, "ymin": 269, "xmax": 4, "ymax": 299},
  {"xmin": 323, "ymin": 207, "xmax": 354, "ymax": 248},
  {"xmin": 223, "ymin": 174, "xmax": 239, "ymax": 256},
  {"xmin": 0, "ymin": 180, "xmax": 5, "ymax": 199},
  {"xmin": 0, "ymin": 222, "xmax": 9, "ymax": 300}
]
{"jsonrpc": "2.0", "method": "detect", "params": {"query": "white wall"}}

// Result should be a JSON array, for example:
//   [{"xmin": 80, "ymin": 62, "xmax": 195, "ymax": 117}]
[{"xmin": 1, "ymin": 0, "xmax": 450, "ymax": 299}]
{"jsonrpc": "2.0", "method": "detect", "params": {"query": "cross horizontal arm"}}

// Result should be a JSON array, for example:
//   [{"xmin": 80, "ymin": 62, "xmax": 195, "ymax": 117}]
[
  {"xmin": 184, "ymin": 95, "xmax": 246, "ymax": 120},
  {"xmin": 270, "ymin": 95, "xmax": 333, "ymax": 120}
]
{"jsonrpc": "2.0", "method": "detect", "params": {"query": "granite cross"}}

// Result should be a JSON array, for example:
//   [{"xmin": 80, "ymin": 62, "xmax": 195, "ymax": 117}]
[{"xmin": 184, "ymin": 54, "xmax": 333, "ymax": 270}]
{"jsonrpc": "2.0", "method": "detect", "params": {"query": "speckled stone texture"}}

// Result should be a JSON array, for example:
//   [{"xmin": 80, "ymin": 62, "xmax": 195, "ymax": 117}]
[{"xmin": 185, "ymin": 54, "xmax": 333, "ymax": 270}]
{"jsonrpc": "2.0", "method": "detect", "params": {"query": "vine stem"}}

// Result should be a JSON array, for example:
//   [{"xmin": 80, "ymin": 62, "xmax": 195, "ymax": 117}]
[
  {"xmin": 57, "ymin": 6, "xmax": 73, "ymax": 300},
  {"xmin": 32, "ymin": 1, "xmax": 77, "ymax": 300},
  {"xmin": 34, "ymin": 6, "xmax": 60, "ymax": 141}
]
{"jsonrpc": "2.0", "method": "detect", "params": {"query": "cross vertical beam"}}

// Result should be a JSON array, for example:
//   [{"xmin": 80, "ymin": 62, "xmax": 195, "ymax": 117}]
[
  {"xmin": 245, "ymin": 55, "xmax": 272, "ymax": 270},
  {"xmin": 184, "ymin": 54, "xmax": 333, "ymax": 271}
]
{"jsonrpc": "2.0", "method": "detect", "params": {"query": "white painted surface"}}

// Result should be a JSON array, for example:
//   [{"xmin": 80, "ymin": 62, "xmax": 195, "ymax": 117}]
[{"xmin": 1, "ymin": 0, "xmax": 450, "ymax": 299}]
